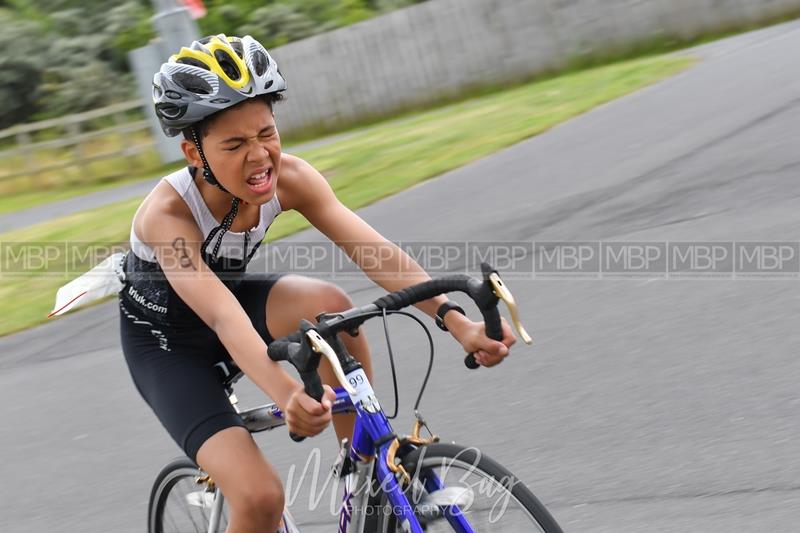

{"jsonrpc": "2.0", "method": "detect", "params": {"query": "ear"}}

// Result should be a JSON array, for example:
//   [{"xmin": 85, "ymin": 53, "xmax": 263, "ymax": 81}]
[{"xmin": 180, "ymin": 139, "xmax": 204, "ymax": 168}]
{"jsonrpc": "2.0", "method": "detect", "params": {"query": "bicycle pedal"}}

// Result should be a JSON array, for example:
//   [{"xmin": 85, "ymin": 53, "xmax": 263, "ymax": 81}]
[
  {"xmin": 330, "ymin": 438, "xmax": 353, "ymax": 479},
  {"xmin": 185, "ymin": 490, "xmax": 215, "ymax": 509}
]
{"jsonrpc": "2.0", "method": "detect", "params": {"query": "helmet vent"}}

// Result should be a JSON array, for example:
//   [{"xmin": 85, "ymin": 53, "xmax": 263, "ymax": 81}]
[
  {"xmin": 214, "ymin": 50, "xmax": 241, "ymax": 80},
  {"xmin": 176, "ymin": 57, "xmax": 210, "ymax": 71},
  {"xmin": 252, "ymin": 50, "xmax": 269, "ymax": 77},
  {"xmin": 230, "ymin": 40, "xmax": 244, "ymax": 59},
  {"xmin": 156, "ymin": 102, "xmax": 185, "ymax": 119},
  {"xmin": 172, "ymin": 72, "xmax": 213, "ymax": 95}
]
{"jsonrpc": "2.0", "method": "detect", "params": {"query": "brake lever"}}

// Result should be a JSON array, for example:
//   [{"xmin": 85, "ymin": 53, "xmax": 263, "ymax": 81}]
[
  {"xmin": 488, "ymin": 272, "xmax": 532, "ymax": 345},
  {"xmin": 304, "ymin": 329, "xmax": 357, "ymax": 395}
]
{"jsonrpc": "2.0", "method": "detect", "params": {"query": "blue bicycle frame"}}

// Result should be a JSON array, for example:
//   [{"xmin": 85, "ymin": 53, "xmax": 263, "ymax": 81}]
[
  {"xmin": 246, "ymin": 374, "xmax": 473, "ymax": 533},
  {"xmin": 256, "ymin": 263, "xmax": 530, "ymax": 531},
  {"xmin": 336, "ymin": 375, "xmax": 474, "ymax": 533},
  {"xmin": 334, "ymin": 371, "xmax": 473, "ymax": 533}
]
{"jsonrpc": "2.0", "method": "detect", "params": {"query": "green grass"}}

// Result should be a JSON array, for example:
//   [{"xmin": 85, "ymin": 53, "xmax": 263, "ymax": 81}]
[
  {"xmin": 0, "ymin": 54, "xmax": 694, "ymax": 336},
  {"xmin": 0, "ymin": 197, "xmax": 142, "ymax": 335},
  {"xmin": 268, "ymin": 54, "xmax": 694, "ymax": 239},
  {"xmin": 0, "ymin": 167, "xmax": 181, "ymax": 215},
  {"xmin": 0, "ymin": 129, "xmax": 165, "ymax": 203}
]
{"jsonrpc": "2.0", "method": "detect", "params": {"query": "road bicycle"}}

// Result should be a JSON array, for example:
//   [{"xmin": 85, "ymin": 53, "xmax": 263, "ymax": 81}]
[{"xmin": 148, "ymin": 263, "xmax": 564, "ymax": 532}]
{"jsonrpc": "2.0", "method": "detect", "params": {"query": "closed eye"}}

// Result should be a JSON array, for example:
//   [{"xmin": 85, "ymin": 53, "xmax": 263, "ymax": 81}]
[{"xmin": 221, "ymin": 127, "xmax": 275, "ymax": 150}]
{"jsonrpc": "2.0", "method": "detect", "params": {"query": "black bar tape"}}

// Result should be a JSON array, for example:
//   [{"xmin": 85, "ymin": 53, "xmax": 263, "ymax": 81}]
[
  {"xmin": 266, "ymin": 341, "xmax": 292, "ymax": 362},
  {"xmin": 289, "ymin": 370, "xmax": 326, "ymax": 443},
  {"xmin": 465, "ymin": 306, "xmax": 503, "ymax": 370},
  {"xmin": 372, "ymin": 276, "xmax": 473, "ymax": 311},
  {"xmin": 267, "ymin": 331, "xmax": 303, "ymax": 361},
  {"xmin": 299, "ymin": 370, "xmax": 325, "ymax": 402},
  {"xmin": 482, "ymin": 306, "xmax": 503, "ymax": 341}
]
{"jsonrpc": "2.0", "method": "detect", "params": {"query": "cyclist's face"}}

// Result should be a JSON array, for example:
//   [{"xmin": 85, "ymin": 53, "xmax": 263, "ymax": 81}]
[{"xmin": 194, "ymin": 99, "xmax": 282, "ymax": 204}]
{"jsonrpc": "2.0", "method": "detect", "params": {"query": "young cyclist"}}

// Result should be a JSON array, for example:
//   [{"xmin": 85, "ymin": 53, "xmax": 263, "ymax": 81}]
[{"xmin": 119, "ymin": 34, "xmax": 515, "ymax": 532}]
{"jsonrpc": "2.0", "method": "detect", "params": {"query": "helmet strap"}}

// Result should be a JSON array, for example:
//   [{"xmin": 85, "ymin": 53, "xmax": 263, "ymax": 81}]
[
  {"xmin": 202, "ymin": 197, "xmax": 242, "ymax": 262},
  {"xmin": 191, "ymin": 126, "xmax": 249, "ymax": 263},
  {"xmin": 191, "ymin": 127, "xmax": 229, "ymax": 194}
]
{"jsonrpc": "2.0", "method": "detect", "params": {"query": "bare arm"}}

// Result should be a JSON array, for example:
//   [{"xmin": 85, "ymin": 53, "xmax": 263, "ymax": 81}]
[
  {"xmin": 138, "ymin": 191, "xmax": 300, "ymax": 409},
  {"xmin": 279, "ymin": 155, "xmax": 515, "ymax": 366},
  {"xmin": 281, "ymin": 157, "xmax": 455, "ymax": 321}
]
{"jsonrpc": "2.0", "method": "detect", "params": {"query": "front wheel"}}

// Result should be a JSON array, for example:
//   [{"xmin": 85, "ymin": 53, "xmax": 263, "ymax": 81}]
[
  {"xmin": 374, "ymin": 443, "xmax": 563, "ymax": 532},
  {"xmin": 148, "ymin": 457, "xmax": 229, "ymax": 533}
]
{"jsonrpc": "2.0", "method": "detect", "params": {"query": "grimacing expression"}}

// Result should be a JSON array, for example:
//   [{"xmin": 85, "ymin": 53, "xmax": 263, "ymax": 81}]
[{"xmin": 189, "ymin": 99, "xmax": 281, "ymax": 204}]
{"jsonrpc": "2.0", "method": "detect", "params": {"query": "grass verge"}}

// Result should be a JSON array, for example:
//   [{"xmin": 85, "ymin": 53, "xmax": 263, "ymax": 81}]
[
  {"xmin": 0, "ymin": 54, "xmax": 694, "ymax": 336},
  {"xmin": 0, "ymin": 165, "xmax": 183, "ymax": 215}
]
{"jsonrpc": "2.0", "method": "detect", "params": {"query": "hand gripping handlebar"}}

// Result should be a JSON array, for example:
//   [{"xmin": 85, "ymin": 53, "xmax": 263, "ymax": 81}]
[{"xmin": 266, "ymin": 263, "xmax": 532, "ymax": 441}]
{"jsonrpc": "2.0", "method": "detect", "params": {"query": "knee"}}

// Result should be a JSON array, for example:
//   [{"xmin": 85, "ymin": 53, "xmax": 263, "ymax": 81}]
[
  {"xmin": 316, "ymin": 281, "xmax": 353, "ymax": 314},
  {"xmin": 230, "ymin": 476, "xmax": 285, "ymax": 523}
]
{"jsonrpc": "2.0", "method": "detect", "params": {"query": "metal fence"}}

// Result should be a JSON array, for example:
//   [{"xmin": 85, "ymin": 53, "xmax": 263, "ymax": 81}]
[{"xmin": 0, "ymin": 101, "xmax": 154, "ymax": 183}]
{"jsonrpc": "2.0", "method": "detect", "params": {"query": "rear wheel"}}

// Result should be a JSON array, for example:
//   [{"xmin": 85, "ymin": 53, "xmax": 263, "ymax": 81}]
[
  {"xmin": 148, "ymin": 457, "xmax": 229, "ymax": 533},
  {"xmin": 374, "ymin": 443, "xmax": 563, "ymax": 532}
]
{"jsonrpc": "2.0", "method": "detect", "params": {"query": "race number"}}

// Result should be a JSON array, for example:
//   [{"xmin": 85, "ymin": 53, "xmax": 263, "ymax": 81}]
[{"xmin": 345, "ymin": 368, "xmax": 375, "ymax": 405}]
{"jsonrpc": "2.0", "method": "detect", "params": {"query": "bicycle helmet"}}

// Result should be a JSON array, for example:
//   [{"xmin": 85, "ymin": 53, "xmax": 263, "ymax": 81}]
[
  {"xmin": 152, "ymin": 35, "xmax": 285, "ymax": 263},
  {"xmin": 153, "ymin": 34, "xmax": 286, "ymax": 137}
]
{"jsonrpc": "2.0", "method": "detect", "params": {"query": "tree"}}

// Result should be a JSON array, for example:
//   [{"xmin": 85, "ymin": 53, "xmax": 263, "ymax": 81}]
[
  {"xmin": 0, "ymin": 0, "xmax": 431, "ymax": 128},
  {"xmin": 3, "ymin": 1, "xmax": 150, "ymax": 119},
  {"xmin": 103, "ymin": 1, "xmax": 155, "ymax": 71},
  {"xmin": 239, "ymin": 4, "xmax": 317, "ymax": 48},
  {"xmin": 0, "ymin": 12, "xmax": 46, "ymax": 127}
]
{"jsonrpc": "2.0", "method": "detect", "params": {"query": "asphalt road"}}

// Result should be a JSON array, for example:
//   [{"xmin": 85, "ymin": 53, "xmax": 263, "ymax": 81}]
[{"xmin": 3, "ymin": 21, "xmax": 800, "ymax": 532}]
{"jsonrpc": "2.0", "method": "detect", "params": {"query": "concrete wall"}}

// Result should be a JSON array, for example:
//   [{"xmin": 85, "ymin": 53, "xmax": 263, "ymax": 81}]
[{"xmin": 269, "ymin": 0, "xmax": 800, "ymax": 137}]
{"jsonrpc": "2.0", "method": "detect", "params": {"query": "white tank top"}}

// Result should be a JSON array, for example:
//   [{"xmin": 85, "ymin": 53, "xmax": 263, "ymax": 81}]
[{"xmin": 130, "ymin": 166, "xmax": 281, "ymax": 262}]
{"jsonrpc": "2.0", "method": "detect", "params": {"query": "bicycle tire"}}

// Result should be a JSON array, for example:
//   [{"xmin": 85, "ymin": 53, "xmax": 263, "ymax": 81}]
[
  {"xmin": 374, "ymin": 443, "xmax": 563, "ymax": 533},
  {"xmin": 148, "ymin": 457, "xmax": 228, "ymax": 533}
]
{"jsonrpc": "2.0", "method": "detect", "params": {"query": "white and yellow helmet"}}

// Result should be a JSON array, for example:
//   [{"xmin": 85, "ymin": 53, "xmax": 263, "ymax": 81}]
[{"xmin": 153, "ymin": 34, "xmax": 286, "ymax": 137}]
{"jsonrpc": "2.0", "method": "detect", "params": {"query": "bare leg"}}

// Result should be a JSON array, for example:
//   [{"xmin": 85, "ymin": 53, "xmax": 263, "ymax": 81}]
[
  {"xmin": 266, "ymin": 275, "xmax": 374, "ymax": 442},
  {"xmin": 195, "ymin": 427, "xmax": 284, "ymax": 533}
]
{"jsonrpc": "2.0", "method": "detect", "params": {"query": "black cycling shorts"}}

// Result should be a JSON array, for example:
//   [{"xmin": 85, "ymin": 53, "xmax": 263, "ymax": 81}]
[{"xmin": 119, "ymin": 273, "xmax": 285, "ymax": 462}]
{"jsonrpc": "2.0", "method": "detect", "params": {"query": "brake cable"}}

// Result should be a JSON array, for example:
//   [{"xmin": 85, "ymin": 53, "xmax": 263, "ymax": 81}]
[{"xmin": 380, "ymin": 308, "xmax": 435, "ymax": 419}]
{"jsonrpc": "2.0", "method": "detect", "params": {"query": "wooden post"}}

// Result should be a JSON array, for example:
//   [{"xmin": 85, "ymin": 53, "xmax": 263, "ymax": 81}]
[
  {"xmin": 15, "ymin": 131, "xmax": 35, "ymax": 173},
  {"xmin": 65, "ymin": 119, "xmax": 87, "ymax": 182},
  {"xmin": 113, "ymin": 109, "xmax": 138, "ymax": 171}
]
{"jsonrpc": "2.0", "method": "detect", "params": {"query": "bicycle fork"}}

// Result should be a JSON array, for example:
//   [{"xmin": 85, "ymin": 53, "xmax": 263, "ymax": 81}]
[{"xmin": 335, "ymin": 443, "xmax": 375, "ymax": 533}]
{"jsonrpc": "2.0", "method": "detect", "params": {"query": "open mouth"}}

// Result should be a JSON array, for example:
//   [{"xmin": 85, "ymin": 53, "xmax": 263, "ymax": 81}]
[{"xmin": 246, "ymin": 168, "xmax": 273, "ymax": 194}]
